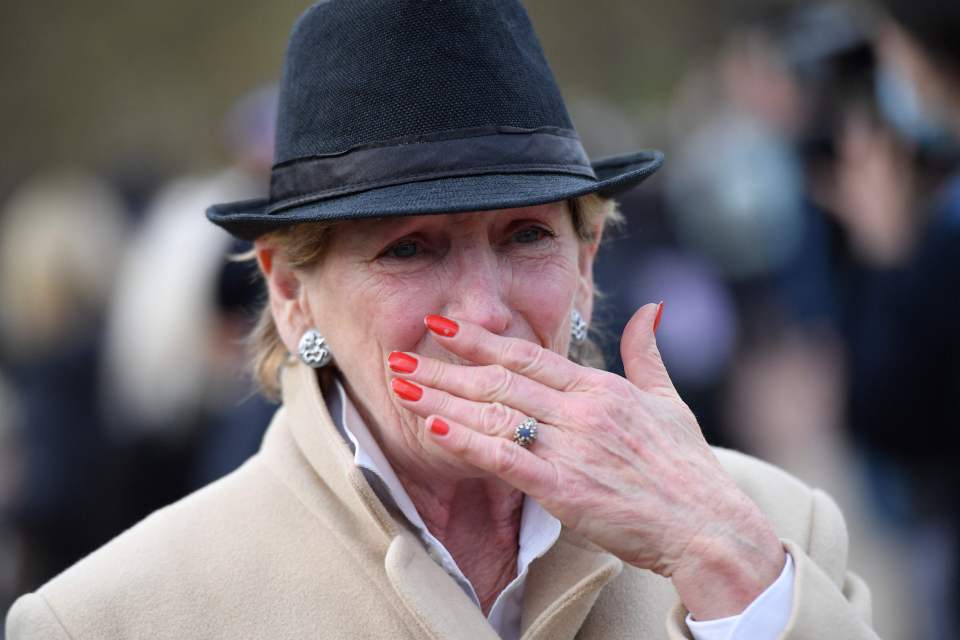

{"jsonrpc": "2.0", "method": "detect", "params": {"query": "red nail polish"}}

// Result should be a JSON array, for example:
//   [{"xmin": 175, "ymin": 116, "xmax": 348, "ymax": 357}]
[
  {"xmin": 388, "ymin": 351, "xmax": 418, "ymax": 373},
  {"xmin": 430, "ymin": 418, "xmax": 449, "ymax": 436},
  {"xmin": 425, "ymin": 314, "xmax": 459, "ymax": 338},
  {"xmin": 391, "ymin": 378, "xmax": 423, "ymax": 401},
  {"xmin": 653, "ymin": 302, "xmax": 664, "ymax": 334}
]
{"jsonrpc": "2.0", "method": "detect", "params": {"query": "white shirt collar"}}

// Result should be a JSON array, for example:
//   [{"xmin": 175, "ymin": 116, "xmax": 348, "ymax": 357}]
[{"xmin": 329, "ymin": 376, "xmax": 562, "ymax": 639}]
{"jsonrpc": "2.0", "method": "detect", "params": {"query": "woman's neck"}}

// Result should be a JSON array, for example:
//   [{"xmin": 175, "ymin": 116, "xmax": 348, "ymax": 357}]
[
  {"xmin": 337, "ymin": 376, "xmax": 524, "ymax": 613},
  {"xmin": 396, "ymin": 469, "xmax": 524, "ymax": 615}
]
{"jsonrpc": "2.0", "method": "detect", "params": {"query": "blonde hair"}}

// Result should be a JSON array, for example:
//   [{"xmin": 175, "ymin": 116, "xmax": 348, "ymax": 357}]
[{"xmin": 249, "ymin": 194, "xmax": 623, "ymax": 399}]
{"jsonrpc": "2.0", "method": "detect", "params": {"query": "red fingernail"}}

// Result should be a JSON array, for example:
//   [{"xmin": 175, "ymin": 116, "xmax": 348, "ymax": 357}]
[
  {"xmin": 430, "ymin": 418, "xmax": 449, "ymax": 436},
  {"xmin": 387, "ymin": 351, "xmax": 418, "ymax": 373},
  {"xmin": 391, "ymin": 378, "xmax": 423, "ymax": 401},
  {"xmin": 653, "ymin": 301, "xmax": 664, "ymax": 334},
  {"xmin": 425, "ymin": 314, "xmax": 459, "ymax": 338}
]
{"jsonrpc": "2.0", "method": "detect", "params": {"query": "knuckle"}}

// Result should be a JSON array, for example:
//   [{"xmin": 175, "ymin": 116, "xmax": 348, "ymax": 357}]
[
  {"xmin": 479, "ymin": 364, "xmax": 513, "ymax": 400},
  {"xmin": 425, "ymin": 359, "xmax": 447, "ymax": 387},
  {"xmin": 571, "ymin": 393, "xmax": 617, "ymax": 432},
  {"xmin": 492, "ymin": 440, "xmax": 522, "ymax": 476},
  {"xmin": 592, "ymin": 370, "xmax": 628, "ymax": 396},
  {"xmin": 448, "ymin": 428, "xmax": 472, "ymax": 456},
  {"xmin": 577, "ymin": 368, "xmax": 615, "ymax": 395},
  {"xmin": 564, "ymin": 369, "xmax": 592, "ymax": 392},
  {"xmin": 479, "ymin": 401, "xmax": 514, "ymax": 436},
  {"xmin": 502, "ymin": 338, "xmax": 543, "ymax": 374},
  {"xmin": 433, "ymin": 389, "xmax": 452, "ymax": 415}
]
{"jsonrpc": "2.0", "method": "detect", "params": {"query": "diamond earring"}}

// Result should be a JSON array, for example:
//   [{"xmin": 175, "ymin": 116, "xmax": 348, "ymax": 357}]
[
  {"xmin": 298, "ymin": 329, "xmax": 333, "ymax": 368},
  {"xmin": 570, "ymin": 309, "xmax": 588, "ymax": 344}
]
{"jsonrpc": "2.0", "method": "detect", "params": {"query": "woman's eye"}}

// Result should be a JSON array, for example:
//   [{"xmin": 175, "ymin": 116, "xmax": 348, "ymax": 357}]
[
  {"xmin": 512, "ymin": 226, "xmax": 553, "ymax": 244},
  {"xmin": 384, "ymin": 240, "xmax": 420, "ymax": 259}
]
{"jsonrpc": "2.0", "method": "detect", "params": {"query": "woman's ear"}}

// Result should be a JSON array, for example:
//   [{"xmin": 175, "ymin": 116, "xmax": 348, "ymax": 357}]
[
  {"xmin": 576, "ymin": 220, "xmax": 604, "ymax": 323},
  {"xmin": 256, "ymin": 239, "xmax": 311, "ymax": 354}
]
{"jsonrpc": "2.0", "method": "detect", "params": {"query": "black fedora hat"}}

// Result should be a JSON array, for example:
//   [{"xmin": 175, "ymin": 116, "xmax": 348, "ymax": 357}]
[{"xmin": 207, "ymin": 0, "xmax": 664, "ymax": 241}]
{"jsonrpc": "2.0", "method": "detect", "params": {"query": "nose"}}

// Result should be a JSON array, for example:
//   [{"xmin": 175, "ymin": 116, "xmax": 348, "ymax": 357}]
[{"xmin": 443, "ymin": 248, "xmax": 512, "ymax": 335}]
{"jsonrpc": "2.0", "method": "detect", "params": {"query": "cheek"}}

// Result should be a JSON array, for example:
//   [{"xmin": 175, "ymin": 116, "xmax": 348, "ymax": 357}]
[
  {"xmin": 364, "ymin": 275, "xmax": 447, "ymax": 352},
  {"xmin": 312, "ymin": 265, "xmax": 448, "ymax": 361},
  {"xmin": 507, "ymin": 254, "xmax": 580, "ymax": 351}
]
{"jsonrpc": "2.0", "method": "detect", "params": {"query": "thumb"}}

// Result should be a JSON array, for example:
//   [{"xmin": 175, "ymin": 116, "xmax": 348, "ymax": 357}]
[{"xmin": 620, "ymin": 302, "xmax": 676, "ymax": 397}]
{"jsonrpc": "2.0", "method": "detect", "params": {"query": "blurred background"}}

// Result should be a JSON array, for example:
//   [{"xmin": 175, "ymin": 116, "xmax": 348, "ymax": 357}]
[{"xmin": 1, "ymin": 1, "xmax": 958, "ymax": 638}]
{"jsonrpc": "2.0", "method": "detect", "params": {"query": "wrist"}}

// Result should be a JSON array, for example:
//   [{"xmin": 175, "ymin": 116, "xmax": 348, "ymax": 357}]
[{"xmin": 669, "ymin": 510, "xmax": 785, "ymax": 621}]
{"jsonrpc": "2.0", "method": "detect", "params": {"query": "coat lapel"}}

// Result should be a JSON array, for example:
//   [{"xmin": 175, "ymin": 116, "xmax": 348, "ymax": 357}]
[
  {"xmin": 520, "ymin": 530, "xmax": 623, "ymax": 640},
  {"xmin": 385, "ymin": 531, "xmax": 503, "ymax": 640},
  {"xmin": 279, "ymin": 363, "xmax": 506, "ymax": 638},
  {"xmin": 279, "ymin": 363, "xmax": 401, "ymax": 539}
]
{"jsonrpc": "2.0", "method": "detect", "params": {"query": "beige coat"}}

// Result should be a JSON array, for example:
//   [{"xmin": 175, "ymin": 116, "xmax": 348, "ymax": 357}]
[{"xmin": 7, "ymin": 363, "xmax": 879, "ymax": 639}]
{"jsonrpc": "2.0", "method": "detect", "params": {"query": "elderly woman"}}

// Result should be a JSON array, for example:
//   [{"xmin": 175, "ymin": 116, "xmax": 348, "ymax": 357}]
[{"xmin": 6, "ymin": 1, "xmax": 879, "ymax": 639}]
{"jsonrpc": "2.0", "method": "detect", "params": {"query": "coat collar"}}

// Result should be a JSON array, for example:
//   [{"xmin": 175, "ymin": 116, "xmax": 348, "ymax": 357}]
[
  {"xmin": 277, "ymin": 362, "xmax": 401, "ymax": 540},
  {"xmin": 269, "ymin": 361, "xmax": 627, "ymax": 640},
  {"xmin": 521, "ymin": 530, "xmax": 624, "ymax": 639}
]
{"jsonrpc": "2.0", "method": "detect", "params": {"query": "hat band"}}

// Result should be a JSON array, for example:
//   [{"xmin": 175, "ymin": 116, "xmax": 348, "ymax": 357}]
[{"xmin": 267, "ymin": 128, "xmax": 596, "ymax": 214}]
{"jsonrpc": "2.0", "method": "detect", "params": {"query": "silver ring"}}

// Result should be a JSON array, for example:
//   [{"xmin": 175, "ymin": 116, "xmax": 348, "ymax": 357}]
[{"xmin": 513, "ymin": 417, "xmax": 538, "ymax": 448}]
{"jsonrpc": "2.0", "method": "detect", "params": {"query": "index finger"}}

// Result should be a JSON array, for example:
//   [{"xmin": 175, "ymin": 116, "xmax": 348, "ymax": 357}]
[{"xmin": 424, "ymin": 314, "xmax": 593, "ymax": 392}]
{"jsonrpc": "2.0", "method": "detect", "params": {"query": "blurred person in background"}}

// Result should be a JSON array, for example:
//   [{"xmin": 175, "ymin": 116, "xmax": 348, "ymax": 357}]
[
  {"xmin": 101, "ymin": 86, "xmax": 277, "ymax": 521},
  {"xmin": 588, "ymin": 25, "xmax": 797, "ymax": 452},
  {"xmin": 650, "ymin": 7, "xmax": 949, "ymax": 637},
  {"xmin": 0, "ymin": 171, "xmax": 127, "ymax": 611},
  {"xmin": 742, "ymin": 3, "xmax": 960, "ymax": 637},
  {"xmin": 869, "ymin": 0, "xmax": 960, "ymax": 635},
  {"xmin": 7, "ymin": 2, "xmax": 879, "ymax": 639},
  {"xmin": 0, "ymin": 87, "xmax": 279, "ymax": 626}
]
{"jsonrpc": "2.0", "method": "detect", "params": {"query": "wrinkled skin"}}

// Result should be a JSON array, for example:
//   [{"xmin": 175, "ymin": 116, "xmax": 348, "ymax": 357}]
[{"xmin": 257, "ymin": 202, "xmax": 784, "ymax": 619}]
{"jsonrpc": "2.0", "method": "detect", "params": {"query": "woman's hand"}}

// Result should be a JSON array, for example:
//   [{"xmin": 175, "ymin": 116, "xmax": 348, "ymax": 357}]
[{"xmin": 386, "ymin": 303, "xmax": 786, "ymax": 620}]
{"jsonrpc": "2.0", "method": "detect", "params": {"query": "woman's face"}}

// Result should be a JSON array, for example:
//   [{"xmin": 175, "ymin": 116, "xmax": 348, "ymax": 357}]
[{"xmin": 262, "ymin": 201, "xmax": 599, "ymax": 480}]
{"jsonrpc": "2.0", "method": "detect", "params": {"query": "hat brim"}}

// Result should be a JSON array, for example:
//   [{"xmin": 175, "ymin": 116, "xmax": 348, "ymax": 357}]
[{"xmin": 207, "ymin": 149, "xmax": 663, "ymax": 240}]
